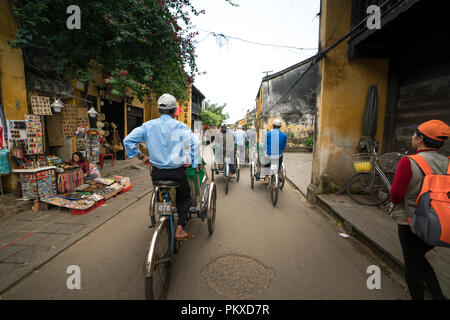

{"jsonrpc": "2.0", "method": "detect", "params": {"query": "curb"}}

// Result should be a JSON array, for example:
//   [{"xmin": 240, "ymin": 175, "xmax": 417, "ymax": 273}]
[{"xmin": 0, "ymin": 168, "xmax": 152, "ymax": 295}]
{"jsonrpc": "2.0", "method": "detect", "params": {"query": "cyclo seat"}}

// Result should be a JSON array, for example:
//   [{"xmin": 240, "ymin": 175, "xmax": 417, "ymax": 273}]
[{"xmin": 153, "ymin": 180, "xmax": 180, "ymax": 188}]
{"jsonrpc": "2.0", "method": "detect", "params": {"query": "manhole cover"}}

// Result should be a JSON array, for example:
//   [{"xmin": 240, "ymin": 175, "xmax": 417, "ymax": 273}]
[{"xmin": 202, "ymin": 255, "xmax": 274, "ymax": 299}]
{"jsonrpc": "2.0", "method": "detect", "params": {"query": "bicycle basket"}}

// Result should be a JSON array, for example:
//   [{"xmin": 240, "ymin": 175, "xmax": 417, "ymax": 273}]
[
  {"xmin": 352, "ymin": 153, "xmax": 372, "ymax": 172},
  {"xmin": 377, "ymin": 152, "xmax": 403, "ymax": 175}
]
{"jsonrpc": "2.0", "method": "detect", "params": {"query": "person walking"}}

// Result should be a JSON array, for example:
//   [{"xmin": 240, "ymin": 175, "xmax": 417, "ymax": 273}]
[{"xmin": 390, "ymin": 120, "xmax": 450, "ymax": 300}]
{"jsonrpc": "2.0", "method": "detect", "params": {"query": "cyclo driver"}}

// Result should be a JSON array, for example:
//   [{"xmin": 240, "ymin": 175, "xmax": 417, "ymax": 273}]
[{"xmin": 123, "ymin": 94, "xmax": 201, "ymax": 241}]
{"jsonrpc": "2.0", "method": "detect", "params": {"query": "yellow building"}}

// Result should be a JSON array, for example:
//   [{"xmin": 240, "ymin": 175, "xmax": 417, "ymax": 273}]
[
  {"xmin": 0, "ymin": 0, "xmax": 30, "ymax": 192},
  {"xmin": 308, "ymin": 0, "xmax": 450, "ymax": 200}
]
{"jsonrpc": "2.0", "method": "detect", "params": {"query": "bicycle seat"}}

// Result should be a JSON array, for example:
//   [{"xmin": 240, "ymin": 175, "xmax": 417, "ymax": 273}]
[{"xmin": 153, "ymin": 180, "xmax": 181, "ymax": 188}]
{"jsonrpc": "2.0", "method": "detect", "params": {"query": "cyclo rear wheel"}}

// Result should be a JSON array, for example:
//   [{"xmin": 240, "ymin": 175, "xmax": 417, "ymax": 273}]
[
  {"xmin": 207, "ymin": 183, "xmax": 217, "ymax": 235},
  {"xmin": 149, "ymin": 188, "xmax": 158, "ymax": 227},
  {"xmin": 144, "ymin": 218, "xmax": 172, "ymax": 300},
  {"xmin": 225, "ymin": 164, "xmax": 229, "ymax": 194},
  {"xmin": 271, "ymin": 174, "xmax": 279, "ymax": 207},
  {"xmin": 250, "ymin": 162, "xmax": 255, "ymax": 189},
  {"xmin": 346, "ymin": 171, "xmax": 390, "ymax": 206},
  {"xmin": 279, "ymin": 163, "xmax": 286, "ymax": 190}
]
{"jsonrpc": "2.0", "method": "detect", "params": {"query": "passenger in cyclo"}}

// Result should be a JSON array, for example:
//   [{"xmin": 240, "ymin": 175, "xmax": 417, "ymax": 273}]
[
  {"xmin": 262, "ymin": 119, "xmax": 287, "ymax": 184},
  {"xmin": 215, "ymin": 123, "xmax": 236, "ymax": 178},
  {"xmin": 234, "ymin": 125, "xmax": 248, "ymax": 164},
  {"xmin": 123, "ymin": 94, "xmax": 201, "ymax": 241}
]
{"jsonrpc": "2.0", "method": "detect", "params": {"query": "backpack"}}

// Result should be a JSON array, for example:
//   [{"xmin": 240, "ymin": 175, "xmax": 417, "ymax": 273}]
[{"xmin": 406, "ymin": 155, "xmax": 450, "ymax": 247}]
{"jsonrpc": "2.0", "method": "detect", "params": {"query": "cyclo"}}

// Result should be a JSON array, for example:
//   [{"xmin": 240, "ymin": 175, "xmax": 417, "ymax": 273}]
[
  {"xmin": 144, "ymin": 160, "xmax": 217, "ymax": 300},
  {"xmin": 249, "ymin": 143, "xmax": 286, "ymax": 206},
  {"xmin": 211, "ymin": 145, "xmax": 241, "ymax": 194}
]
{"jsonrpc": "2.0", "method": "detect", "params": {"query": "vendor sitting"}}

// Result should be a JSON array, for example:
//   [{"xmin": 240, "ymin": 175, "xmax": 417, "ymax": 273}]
[{"xmin": 68, "ymin": 152, "xmax": 94, "ymax": 180}]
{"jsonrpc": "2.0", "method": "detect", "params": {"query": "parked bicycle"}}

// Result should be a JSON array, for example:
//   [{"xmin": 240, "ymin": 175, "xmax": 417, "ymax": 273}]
[
  {"xmin": 346, "ymin": 148, "xmax": 406, "ymax": 206},
  {"xmin": 144, "ymin": 163, "xmax": 217, "ymax": 300}
]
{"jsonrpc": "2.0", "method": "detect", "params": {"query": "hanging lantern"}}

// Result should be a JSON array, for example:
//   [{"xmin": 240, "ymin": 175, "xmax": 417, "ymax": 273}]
[
  {"xmin": 51, "ymin": 98, "xmax": 64, "ymax": 113},
  {"xmin": 88, "ymin": 107, "xmax": 98, "ymax": 118}
]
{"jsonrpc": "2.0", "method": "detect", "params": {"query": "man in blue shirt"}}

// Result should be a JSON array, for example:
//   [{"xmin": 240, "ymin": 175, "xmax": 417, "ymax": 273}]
[
  {"xmin": 262, "ymin": 119, "xmax": 287, "ymax": 184},
  {"xmin": 234, "ymin": 125, "xmax": 248, "ymax": 164},
  {"xmin": 123, "ymin": 94, "xmax": 200, "ymax": 241}
]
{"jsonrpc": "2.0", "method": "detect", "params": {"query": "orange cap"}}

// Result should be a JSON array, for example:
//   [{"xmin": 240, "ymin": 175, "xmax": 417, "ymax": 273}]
[{"xmin": 418, "ymin": 120, "xmax": 450, "ymax": 142}]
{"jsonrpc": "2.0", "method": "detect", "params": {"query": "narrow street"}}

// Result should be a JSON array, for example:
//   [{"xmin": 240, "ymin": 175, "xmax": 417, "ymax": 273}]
[{"xmin": 2, "ymin": 166, "xmax": 408, "ymax": 300}]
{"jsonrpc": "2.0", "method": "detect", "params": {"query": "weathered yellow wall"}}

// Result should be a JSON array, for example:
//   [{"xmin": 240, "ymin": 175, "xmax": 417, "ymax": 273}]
[
  {"xmin": 312, "ymin": 0, "xmax": 389, "ymax": 191},
  {"xmin": 0, "ymin": 0, "xmax": 30, "ymax": 192},
  {"xmin": 0, "ymin": 0, "xmax": 28, "ymax": 120}
]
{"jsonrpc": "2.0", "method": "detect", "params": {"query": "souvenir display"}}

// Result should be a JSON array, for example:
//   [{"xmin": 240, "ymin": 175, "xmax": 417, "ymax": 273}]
[
  {"xmin": 95, "ymin": 177, "xmax": 115, "ymax": 186},
  {"xmin": 76, "ymin": 127, "xmax": 88, "ymax": 159},
  {"xmin": 25, "ymin": 115, "xmax": 43, "ymax": 155},
  {"xmin": 0, "ymin": 128, "xmax": 11, "ymax": 174},
  {"xmin": 94, "ymin": 186, "xmax": 121, "ymax": 200},
  {"xmin": 36, "ymin": 169, "xmax": 57, "ymax": 199},
  {"xmin": 30, "ymin": 96, "xmax": 52, "ymax": 116},
  {"xmin": 79, "ymin": 181, "xmax": 104, "ymax": 193},
  {"xmin": 110, "ymin": 175, "xmax": 131, "ymax": 188},
  {"xmin": 47, "ymin": 155, "xmax": 63, "ymax": 167},
  {"xmin": 7, "ymin": 120, "xmax": 27, "ymax": 155},
  {"xmin": 42, "ymin": 196, "xmax": 73, "ymax": 207},
  {"xmin": 66, "ymin": 198, "xmax": 97, "ymax": 210},
  {"xmin": 62, "ymin": 105, "xmax": 77, "ymax": 136},
  {"xmin": 20, "ymin": 173, "xmax": 38, "ymax": 199},
  {"xmin": 76, "ymin": 107, "xmax": 89, "ymax": 128},
  {"xmin": 87, "ymin": 130, "xmax": 100, "ymax": 162},
  {"xmin": 57, "ymin": 168, "xmax": 84, "ymax": 194}
]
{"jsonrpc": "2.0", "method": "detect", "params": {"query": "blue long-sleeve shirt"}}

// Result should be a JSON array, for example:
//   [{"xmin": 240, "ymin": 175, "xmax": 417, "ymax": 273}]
[
  {"xmin": 263, "ymin": 128, "xmax": 287, "ymax": 157},
  {"xmin": 234, "ymin": 129, "xmax": 248, "ymax": 147},
  {"xmin": 123, "ymin": 114, "xmax": 201, "ymax": 169}
]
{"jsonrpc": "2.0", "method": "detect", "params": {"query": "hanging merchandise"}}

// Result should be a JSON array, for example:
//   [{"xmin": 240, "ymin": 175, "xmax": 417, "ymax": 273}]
[
  {"xmin": 57, "ymin": 168, "xmax": 84, "ymax": 194},
  {"xmin": 77, "ymin": 107, "xmax": 89, "ymax": 128},
  {"xmin": 25, "ymin": 114, "xmax": 44, "ymax": 155},
  {"xmin": 30, "ymin": 96, "xmax": 52, "ymax": 116},
  {"xmin": 36, "ymin": 169, "xmax": 57, "ymax": 199},
  {"xmin": 0, "ymin": 148, "xmax": 11, "ymax": 174},
  {"xmin": 87, "ymin": 129, "xmax": 100, "ymax": 162},
  {"xmin": 76, "ymin": 127, "xmax": 88, "ymax": 159}
]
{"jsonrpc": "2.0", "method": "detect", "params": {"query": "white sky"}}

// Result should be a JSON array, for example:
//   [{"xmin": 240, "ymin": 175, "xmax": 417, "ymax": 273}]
[{"xmin": 190, "ymin": 0, "xmax": 321, "ymax": 123}]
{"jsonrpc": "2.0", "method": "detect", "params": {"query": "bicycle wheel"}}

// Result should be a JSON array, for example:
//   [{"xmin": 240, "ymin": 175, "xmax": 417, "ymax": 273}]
[
  {"xmin": 346, "ymin": 172, "xmax": 390, "ymax": 206},
  {"xmin": 279, "ymin": 163, "xmax": 286, "ymax": 190},
  {"xmin": 144, "ymin": 219, "xmax": 172, "ymax": 300},
  {"xmin": 211, "ymin": 168, "xmax": 215, "ymax": 182},
  {"xmin": 207, "ymin": 183, "xmax": 217, "ymax": 235},
  {"xmin": 225, "ymin": 165, "xmax": 229, "ymax": 194},
  {"xmin": 271, "ymin": 175, "xmax": 279, "ymax": 207},
  {"xmin": 250, "ymin": 162, "xmax": 255, "ymax": 189}
]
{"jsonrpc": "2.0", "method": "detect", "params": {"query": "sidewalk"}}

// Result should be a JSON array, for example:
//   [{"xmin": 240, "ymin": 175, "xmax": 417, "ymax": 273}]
[
  {"xmin": 0, "ymin": 159, "xmax": 152, "ymax": 294},
  {"xmin": 283, "ymin": 152, "xmax": 450, "ymax": 298}
]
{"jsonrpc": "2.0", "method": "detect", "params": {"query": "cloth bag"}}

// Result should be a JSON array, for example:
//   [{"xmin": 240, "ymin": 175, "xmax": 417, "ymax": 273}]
[{"xmin": 0, "ymin": 148, "xmax": 11, "ymax": 174}]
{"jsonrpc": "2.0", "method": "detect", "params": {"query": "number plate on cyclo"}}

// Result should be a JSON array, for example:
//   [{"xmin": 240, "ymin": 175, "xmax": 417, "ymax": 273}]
[{"xmin": 156, "ymin": 202, "xmax": 172, "ymax": 215}]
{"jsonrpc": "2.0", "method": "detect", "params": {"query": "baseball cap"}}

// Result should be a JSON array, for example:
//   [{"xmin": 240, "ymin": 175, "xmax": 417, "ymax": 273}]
[
  {"xmin": 158, "ymin": 94, "xmax": 177, "ymax": 110},
  {"xmin": 221, "ymin": 122, "xmax": 227, "ymax": 127},
  {"xmin": 417, "ymin": 120, "xmax": 450, "ymax": 142},
  {"xmin": 273, "ymin": 119, "xmax": 282, "ymax": 127}
]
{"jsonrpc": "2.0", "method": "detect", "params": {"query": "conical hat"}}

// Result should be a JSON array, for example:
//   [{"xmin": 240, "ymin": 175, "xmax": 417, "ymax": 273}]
[{"xmin": 96, "ymin": 121, "xmax": 105, "ymax": 129}]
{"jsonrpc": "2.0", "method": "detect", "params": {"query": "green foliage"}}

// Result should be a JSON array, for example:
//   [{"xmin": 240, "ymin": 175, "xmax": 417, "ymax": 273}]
[
  {"xmin": 200, "ymin": 100, "xmax": 229, "ymax": 126},
  {"xmin": 304, "ymin": 136, "xmax": 314, "ymax": 148},
  {"xmin": 8, "ymin": 0, "xmax": 236, "ymax": 103}
]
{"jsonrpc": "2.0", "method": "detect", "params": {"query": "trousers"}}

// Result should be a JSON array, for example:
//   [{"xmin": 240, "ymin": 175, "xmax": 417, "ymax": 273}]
[{"xmin": 151, "ymin": 166, "xmax": 192, "ymax": 228}]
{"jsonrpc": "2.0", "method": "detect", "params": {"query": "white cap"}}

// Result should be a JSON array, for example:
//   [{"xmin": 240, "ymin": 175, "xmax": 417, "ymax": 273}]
[
  {"xmin": 221, "ymin": 122, "xmax": 227, "ymax": 127},
  {"xmin": 158, "ymin": 94, "xmax": 177, "ymax": 110},
  {"xmin": 273, "ymin": 119, "xmax": 282, "ymax": 127}
]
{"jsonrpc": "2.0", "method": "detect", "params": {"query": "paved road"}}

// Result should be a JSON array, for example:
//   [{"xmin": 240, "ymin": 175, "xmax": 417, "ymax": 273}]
[{"xmin": 1, "ymin": 166, "xmax": 409, "ymax": 300}]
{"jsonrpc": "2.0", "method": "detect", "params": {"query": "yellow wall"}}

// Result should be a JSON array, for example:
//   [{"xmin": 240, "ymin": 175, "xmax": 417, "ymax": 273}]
[
  {"xmin": 0, "ymin": 0, "xmax": 30, "ymax": 192},
  {"xmin": 312, "ymin": 0, "xmax": 389, "ymax": 191},
  {"xmin": 0, "ymin": 0, "xmax": 28, "ymax": 121}
]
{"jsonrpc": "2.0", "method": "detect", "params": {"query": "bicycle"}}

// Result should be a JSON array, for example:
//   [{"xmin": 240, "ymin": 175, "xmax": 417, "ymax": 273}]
[
  {"xmin": 346, "ymin": 149, "xmax": 406, "ymax": 206},
  {"xmin": 211, "ymin": 151, "xmax": 240, "ymax": 195},
  {"xmin": 250, "ymin": 144, "xmax": 286, "ymax": 206},
  {"xmin": 144, "ymin": 163, "xmax": 217, "ymax": 300}
]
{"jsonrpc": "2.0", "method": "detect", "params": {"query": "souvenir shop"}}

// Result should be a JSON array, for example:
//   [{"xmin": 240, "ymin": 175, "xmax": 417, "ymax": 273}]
[{"xmin": 0, "ymin": 94, "xmax": 131, "ymax": 215}]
